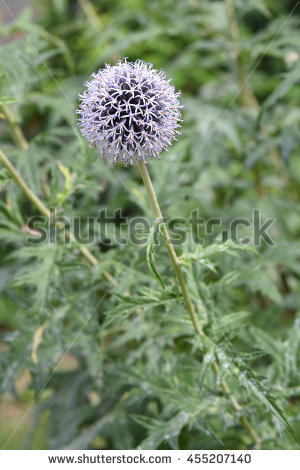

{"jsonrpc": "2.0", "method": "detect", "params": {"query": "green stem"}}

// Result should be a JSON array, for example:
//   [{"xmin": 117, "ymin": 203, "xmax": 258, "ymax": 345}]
[
  {"xmin": 137, "ymin": 160, "xmax": 261, "ymax": 448},
  {"xmin": 0, "ymin": 106, "xmax": 117, "ymax": 283},
  {"xmin": 224, "ymin": 0, "xmax": 264, "ymax": 197},
  {"xmin": 224, "ymin": 0, "xmax": 287, "ymax": 196},
  {"xmin": 78, "ymin": 0, "xmax": 101, "ymax": 29},
  {"xmin": 137, "ymin": 160, "xmax": 203, "ymax": 335},
  {"xmin": 0, "ymin": 148, "xmax": 49, "ymax": 217},
  {"xmin": 0, "ymin": 148, "xmax": 117, "ymax": 285},
  {"xmin": 224, "ymin": 0, "xmax": 259, "ymax": 110},
  {"xmin": 1, "ymin": 104, "xmax": 29, "ymax": 151}
]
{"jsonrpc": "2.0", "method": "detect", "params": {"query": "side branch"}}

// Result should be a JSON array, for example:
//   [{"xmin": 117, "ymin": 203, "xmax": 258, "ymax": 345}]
[{"xmin": 0, "ymin": 148, "xmax": 116, "ymax": 285}]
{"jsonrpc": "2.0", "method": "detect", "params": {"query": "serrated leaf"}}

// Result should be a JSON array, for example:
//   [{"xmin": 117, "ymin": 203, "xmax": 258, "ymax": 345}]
[
  {"xmin": 261, "ymin": 64, "xmax": 300, "ymax": 113},
  {"xmin": 135, "ymin": 411, "xmax": 190, "ymax": 450},
  {"xmin": 208, "ymin": 311, "xmax": 250, "ymax": 340},
  {"xmin": 56, "ymin": 162, "xmax": 73, "ymax": 207},
  {"xmin": 203, "ymin": 336, "xmax": 293, "ymax": 435},
  {"xmin": 146, "ymin": 221, "xmax": 165, "ymax": 289},
  {"xmin": 180, "ymin": 239, "xmax": 259, "ymax": 268},
  {"xmin": 8, "ymin": 245, "xmax": 58, "ymax": 312},
  {"xmin": 245, "ymin": 269, "xmax": 283, "ymax": 305}
]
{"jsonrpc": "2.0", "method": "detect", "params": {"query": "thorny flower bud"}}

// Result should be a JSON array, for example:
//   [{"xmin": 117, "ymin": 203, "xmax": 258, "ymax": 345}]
[{"xmin": 76, "ymin": 59, "xmax": 182, "ymax": 165}]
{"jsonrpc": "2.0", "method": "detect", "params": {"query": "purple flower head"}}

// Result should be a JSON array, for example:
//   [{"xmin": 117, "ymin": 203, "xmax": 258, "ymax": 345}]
[{"xmin": 76, "ymin": 59, "xmax": 182, "ymax": 165}]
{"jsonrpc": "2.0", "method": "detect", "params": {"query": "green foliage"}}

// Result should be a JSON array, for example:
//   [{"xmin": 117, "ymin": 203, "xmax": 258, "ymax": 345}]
[
  {"xmin": 0, "ymin": 0, "xmax": 300, "ymax": 451},
  {"xmin": 146, "ymin": 221, "xmax": 165, "ymax": 290}
]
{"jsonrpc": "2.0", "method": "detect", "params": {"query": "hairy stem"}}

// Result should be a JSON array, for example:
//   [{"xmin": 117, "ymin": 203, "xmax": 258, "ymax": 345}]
[
  {"xmin": 1, "ymin": 104, "xmax": 29, "ymax": 151},
  {"xmin": 78, "ymin": 0, "xmax": 101, "ymax": 29},
  {"xmin": 138, "ymin": 160, "xmax": 261, "ymax": 448},
  {"xmin": 0, "ymin": 148, "xmax": 116, "ymax": 285},
  {"xmin": 224, "ymin": 0, "xmax": 259, "ymax": 110},
  {"xmin": 0, "ymin": 149, "xmax": 50, "ymax": 217},
  {"xmin": 137, "ymin": 160, "xmax": 203, "ymax": 335},
  {"xmin": 0, "ymin": 105, "xmax": 117, "ymax": 283},
  {"xmin": 224, "ymin": 0, "xmax": 286, "ymax": 196},
  {"xmin": 224, "ymin": 0, "xmax": 264, "ymax": 196}
]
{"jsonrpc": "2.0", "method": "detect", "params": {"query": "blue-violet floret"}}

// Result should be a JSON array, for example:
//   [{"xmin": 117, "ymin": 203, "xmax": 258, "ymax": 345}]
[{"xmin": 76, "ymin": 59, "xmax": 182, "ymax": 165}]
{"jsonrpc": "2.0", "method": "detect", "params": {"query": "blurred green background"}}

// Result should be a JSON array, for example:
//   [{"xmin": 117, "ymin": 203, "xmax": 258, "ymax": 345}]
[{"xmin": 0, "ymin": 0, "xmax": 300, "ymax": 450}]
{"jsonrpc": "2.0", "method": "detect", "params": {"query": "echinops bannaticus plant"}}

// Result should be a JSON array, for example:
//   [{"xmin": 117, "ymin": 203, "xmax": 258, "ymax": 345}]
[
  {"xmin": 77, "ymin": 58, "xmax": 261, "ymax": 448},
  {"xmin": 76, "ymin": 59, "xmax": 182, "ymax": 165}
]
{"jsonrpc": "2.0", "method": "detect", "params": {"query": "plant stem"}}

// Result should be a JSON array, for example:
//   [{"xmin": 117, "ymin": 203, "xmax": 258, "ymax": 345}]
[
  {"xmin": 137, "ymin": 160, "xmax": 203, "ymax": 335},
  {"xmin": 0, "ymin": 148, "xmax": 116, "ymax": 285},
  {"xmin": 224, "ymin": 0, "xmax": 265, "ymax": 196},
  {"xmin": 0, "ymin": 149, "xmax": 50, "ymax": 218},
  {"xmin": 1, "ymin": 104, "xmax": 29, "ymax": 151},
  {"xmin": 78, "ymin": 0, "xmax": 101, "ymax": 30},
  {"xmin": 224, "ymin": 0, "xmax": 259, "ymax": 110},
  {"xmin": 224, "ymin": 0, "xmax": 287, "ymax": 196},
  {"xmin": 0, "ymin": 106, "xmax": 117, "ymax": 283},
  {"xmin": 137, "ymin": 160, "xmax": 261, "ymax": 448}
]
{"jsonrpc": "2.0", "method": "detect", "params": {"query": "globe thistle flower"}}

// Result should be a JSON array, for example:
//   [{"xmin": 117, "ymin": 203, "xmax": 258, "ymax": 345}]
[{"xmin": 76, "ymin": 59, "xmax": 182, "ymax": 165}]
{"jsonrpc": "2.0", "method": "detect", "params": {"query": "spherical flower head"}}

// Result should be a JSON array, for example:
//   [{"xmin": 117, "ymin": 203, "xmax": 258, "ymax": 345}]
[{"xmin": 76, "ymin": 59, "xmax": 182, "ymax": 165}]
